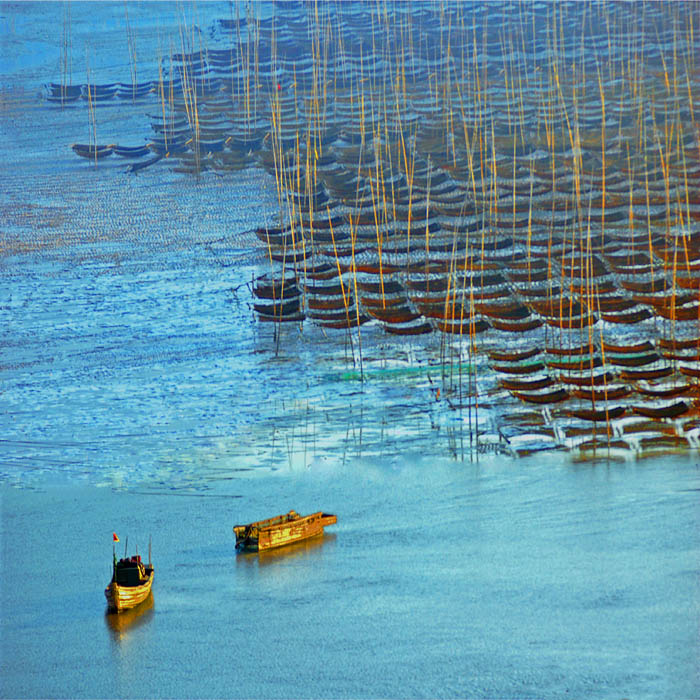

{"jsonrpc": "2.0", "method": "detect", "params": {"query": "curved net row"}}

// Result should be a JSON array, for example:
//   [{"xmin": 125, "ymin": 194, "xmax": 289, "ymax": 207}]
[{"xmin": 48, "ymin": 0, "xmax": 700, "ymax": 458}]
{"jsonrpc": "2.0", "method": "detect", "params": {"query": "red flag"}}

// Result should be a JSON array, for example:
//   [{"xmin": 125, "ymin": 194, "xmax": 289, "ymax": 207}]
[{"xmin": 112, "ymin": 532, "xmax": 119, "ymax": 542}]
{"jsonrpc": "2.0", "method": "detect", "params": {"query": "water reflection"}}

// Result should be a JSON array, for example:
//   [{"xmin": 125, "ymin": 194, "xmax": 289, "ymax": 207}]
[
  {"xmin": 236, "ymin": 533, "xmax": 337, "ymax": 569},
  {"xmin": 105, "ymin": 592, "xmax": 155, "ymax": 642}
]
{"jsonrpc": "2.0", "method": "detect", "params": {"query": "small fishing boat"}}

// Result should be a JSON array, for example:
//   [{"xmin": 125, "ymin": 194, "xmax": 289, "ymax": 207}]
[
  {"xmin": 234, "ymin": 510, "xmax": 337, "ymax": 552},
  {"xmin": 105, "ymin": 536, "xmax": 154, "ymax": 613}
]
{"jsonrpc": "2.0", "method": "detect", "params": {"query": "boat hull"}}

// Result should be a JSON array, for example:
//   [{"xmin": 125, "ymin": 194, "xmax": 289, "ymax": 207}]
[
  {"xmin": 234, "ymin": 511, "xmax": 337, "ymax": 552},
  {"xmin": 105, "ymin": 569, "xmax": 154, "ymax": 613}
]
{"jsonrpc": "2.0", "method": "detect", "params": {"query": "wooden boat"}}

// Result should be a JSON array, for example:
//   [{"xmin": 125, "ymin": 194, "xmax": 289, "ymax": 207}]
[
  {"xmin": 234, "ymin": 510, "xmax": 337, "ymax": 552},
  {"xmin": 105, "ymin": 554, "xmax": 154, "ymax": 613}
]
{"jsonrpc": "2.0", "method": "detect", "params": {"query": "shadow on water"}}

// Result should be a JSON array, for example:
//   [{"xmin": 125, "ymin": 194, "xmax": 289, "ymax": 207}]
[
  {"xmin": 105, "ymin": 592, "xmax": 155, "ymax": 642},
  {"xmin": 235, "ymin": 533, "xmax": 337, "ymax": 569}
]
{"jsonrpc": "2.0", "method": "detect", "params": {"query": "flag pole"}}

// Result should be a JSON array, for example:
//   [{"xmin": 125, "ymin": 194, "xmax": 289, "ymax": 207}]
[{"xmin": 111, "ymin": 532, "xmax": 119, "ymax": 578}]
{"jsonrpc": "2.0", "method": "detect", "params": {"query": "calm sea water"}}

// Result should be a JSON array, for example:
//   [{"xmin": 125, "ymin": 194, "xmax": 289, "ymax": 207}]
[
  {"xmin": 2, "ymin": 456, "xmax": 699, "ymax": 699},
  {"xmin": 1, "ymin": 3, "xmax": 699, "ymax": 699}
]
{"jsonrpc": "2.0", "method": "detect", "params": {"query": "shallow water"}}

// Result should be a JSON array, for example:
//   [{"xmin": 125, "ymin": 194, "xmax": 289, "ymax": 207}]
[
  {"xmin": 3, "ymin": 455, "xmax": 700, "ymax": 699},
  {"xmin": 1, "ymin": 3, "xmax": 699, "ymax": 698}
]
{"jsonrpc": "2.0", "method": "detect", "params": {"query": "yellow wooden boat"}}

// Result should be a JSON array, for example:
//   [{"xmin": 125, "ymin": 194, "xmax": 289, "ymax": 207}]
[
  {"xmin": 234, "ymin": 510, "xmax": 337, "ymax": 552},
  {"xmin": 105, "ymin": 555, "xmax": 154, "ymax": 613}
]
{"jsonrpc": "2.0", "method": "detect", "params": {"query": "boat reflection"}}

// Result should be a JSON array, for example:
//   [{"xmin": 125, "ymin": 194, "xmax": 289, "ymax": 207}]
[
  {"xmin": 105, "ymin": 591, "xmax": 154, "ymax": 641},
  {"xmin": 236, "ymin": 533, "xmax": 337, "ymax": 568}
]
